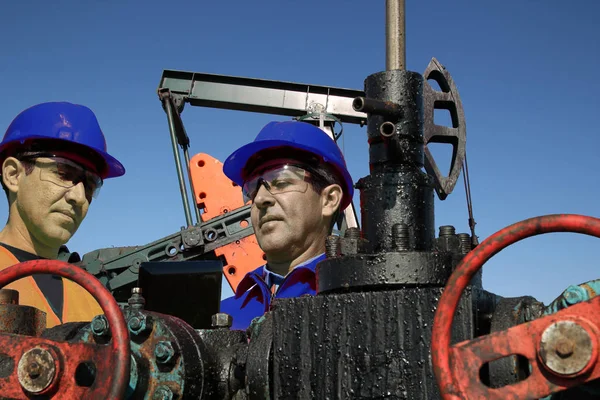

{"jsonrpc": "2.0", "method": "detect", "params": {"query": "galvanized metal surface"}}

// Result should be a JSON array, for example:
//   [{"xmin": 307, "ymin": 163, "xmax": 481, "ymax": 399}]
[{"xmin": 432, "ymin": 214, "xmax": 600, "ymax": 399}]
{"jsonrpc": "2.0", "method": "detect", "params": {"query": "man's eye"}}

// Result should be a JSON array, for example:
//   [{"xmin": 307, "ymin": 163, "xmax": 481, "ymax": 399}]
[
  {"xmin": 271, "ymin": 179, "xmax": 293, "ymax": 188},
  {"xmin": 57, "ymin": 169, "xmax": 78, "ymax": 181}
]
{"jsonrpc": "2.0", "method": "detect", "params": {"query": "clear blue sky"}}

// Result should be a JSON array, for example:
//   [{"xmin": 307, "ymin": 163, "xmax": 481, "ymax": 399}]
[{"xmin": 0, "ymin": 1, "xmax": 598, "ymax": 304}]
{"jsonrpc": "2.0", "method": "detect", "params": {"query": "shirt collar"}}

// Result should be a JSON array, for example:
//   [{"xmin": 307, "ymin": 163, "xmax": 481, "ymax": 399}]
[{"xmin": 234, "ymin": 253, "xmax": 326, "ymax": 299}]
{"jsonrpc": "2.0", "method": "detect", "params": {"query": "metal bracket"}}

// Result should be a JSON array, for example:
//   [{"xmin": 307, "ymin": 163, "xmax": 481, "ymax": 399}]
[{"xmin": 422, "ymin": 57, "xmax": 467, "ymax": 200}]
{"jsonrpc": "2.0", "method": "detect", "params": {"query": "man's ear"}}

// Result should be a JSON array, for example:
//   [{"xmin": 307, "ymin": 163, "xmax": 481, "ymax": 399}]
[
  {"xmin": 2, "ymin": 157, "xmax": 24, "ymax": 195},
  {"xmin": 321, "ymin": 184, "xmax": 343, "ymax": 218}
]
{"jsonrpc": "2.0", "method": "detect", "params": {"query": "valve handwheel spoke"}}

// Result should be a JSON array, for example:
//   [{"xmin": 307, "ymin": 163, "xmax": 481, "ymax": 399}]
[
  {"xmin": 432, "ymin": 214, "xmax": 600, "ymax": 400},
  {"xmin": 0, "ymin": 260, "xmax": 130, "ymax": 399}
]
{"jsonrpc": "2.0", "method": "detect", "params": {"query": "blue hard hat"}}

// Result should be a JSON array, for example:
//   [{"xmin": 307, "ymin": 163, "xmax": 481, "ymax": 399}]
[
  {"xmin": 0, "ymin": 102, "xmax": 125, "ymax": 179},
  {"xmin": 223, "ymin": 121, "xmax": 354, "ymax": 210}
]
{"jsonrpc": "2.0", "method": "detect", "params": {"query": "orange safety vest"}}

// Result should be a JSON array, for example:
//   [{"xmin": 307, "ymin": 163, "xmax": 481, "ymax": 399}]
[{"xmin": 0, "ymin": 246, "xmax": 103, "ymax": 328}]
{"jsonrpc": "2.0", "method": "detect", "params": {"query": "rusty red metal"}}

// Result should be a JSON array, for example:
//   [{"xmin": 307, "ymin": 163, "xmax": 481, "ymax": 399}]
[
  {"xmin": 0, "ymin": 260, "xmax": 130, "ymax": 399},
  {"xmin": 432, "ymin": 214, "xmax": 600, "ymax": 399}
]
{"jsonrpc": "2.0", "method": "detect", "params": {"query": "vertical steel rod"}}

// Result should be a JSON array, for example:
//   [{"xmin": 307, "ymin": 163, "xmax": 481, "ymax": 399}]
[
  {"xmin": 164, "ymin": 98, "xmax": 194, "ymax": 227},
  {"xmin": 386, "ymin": 0, "xmax": 406, "ymax": 71}
]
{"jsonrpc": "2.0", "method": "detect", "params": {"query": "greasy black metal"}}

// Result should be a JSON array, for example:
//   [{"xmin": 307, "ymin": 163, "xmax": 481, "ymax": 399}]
[
  {"xmin": 357, "ymin": 70, "xmax": 435, "ymax": 253},
  {"xmin": 158, "ymin": 70, "xmax": 368, "ymax": 125},
  {"xmin": 78, "ymin": 204, "xmax": 253, "ymax": 303},
  {"xmin": 487, "ymin": 296, "xmax": 543, "ymax": 388},
  {"xmin": 317, "ymin": 251, "xmax": 454, "ymax": 292},
  {"xmin": 270, "ymin": 287, "xmax": 491, "ymax": 399},
  {"xmin": 422, "ymin": 57, "xmax": 467, "ymax": 200},
  {"xmin": 197, "ymin": 328, "xmax": 248, "ymax": 398},
  {"xmin": 245, "ymin": 313, "xmax": 273, "ymax": 399},
  {"xmin": 303, "ymin": 66, "xmax": 494, "ymax": 398}
]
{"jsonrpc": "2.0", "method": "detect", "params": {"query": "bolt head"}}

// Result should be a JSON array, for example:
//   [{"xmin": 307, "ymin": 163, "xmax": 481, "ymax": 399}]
[
  {"xmin": 154, "ymin": 341, "xmax": 176, "ymax": 364},
  {"xmin": 91, "ymin": 315, "xmax": 109, "ymax": 336},
  {"xmin": 212, "ymin": 313, "xmax": 233, "ymax": 328},
  {"xmin": 153, "ymin": 385, "xmax": 174, "ymax": 400}
]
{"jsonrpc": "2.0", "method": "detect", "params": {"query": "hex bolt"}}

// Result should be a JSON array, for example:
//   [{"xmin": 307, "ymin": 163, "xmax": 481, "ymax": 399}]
[
  {"xmin": 128, "ymin": 314, "xmax": 152, "ymax": 336},
  {"xmin": 555, "ymin": 339, "xmax": 574, "ymax": 359},
  {"xmin": 212, "ymin": 313, "xmax": 233, "ymax": 328},
  {"xmin": 128, "ymin": 287, "xmax": 146, "ymax": 311},
  {"xmin": 392, "ymin": 223, "xmax": 409, "ymax": 251},
  {"xmin": 27, "ymin": 362, "xmax": 41, "ymax": 379},
  {"xmin": 154, "ymin": 341, "xmax": 176, "ymax": 365},
  {"xmin": 325, "ymin": 235, "xmax": 340, "ymax": 258},
  {"xmin": 153, "ymin": 386, "xmax": 174, "ymax": 400},
  {"xmin": 128, "ymin": 316, "xmax": 142, "ymax": 331},
  {"xmin": 457, "ymin": 233, "xmax": 472, "ymax": 254},
  {"xmin": 91, "ymin": 315, "xmax": 110, "ymax": 337},
  {"xmin": 344, "ymin": 227, "xmax": 361, "ymax": 240},
  {"xmin": 438, "ymin": 225, "xmax": 456, "ymax": 237}
]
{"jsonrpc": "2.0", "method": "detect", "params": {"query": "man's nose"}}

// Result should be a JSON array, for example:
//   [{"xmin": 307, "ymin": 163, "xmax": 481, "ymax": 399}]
[
  {"xmin": 64, "ymin": 181, "xmax": 88, "ymax": 206},
  {"xmin": 253, "ymin": 184, "xmax": 275, "ymax": 208}
]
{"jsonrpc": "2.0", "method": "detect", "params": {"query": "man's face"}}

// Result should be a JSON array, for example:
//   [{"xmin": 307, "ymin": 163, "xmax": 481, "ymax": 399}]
[
  {"xmin": 245, "ymin": 163, "xmax": 330, "ymax": 263},
  {"xmin": 12, "ymin": 156, "xmax": 101, "ymax": 249}
]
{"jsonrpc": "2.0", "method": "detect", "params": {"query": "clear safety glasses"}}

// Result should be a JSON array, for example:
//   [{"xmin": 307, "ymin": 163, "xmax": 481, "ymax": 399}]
[
  {"xmin": 242, "ymin": 165, "xmax": 311, "ymax": 203},
  {"xmin": 20, "ymin": 155, "xmax": 103, "ymax": 201}
]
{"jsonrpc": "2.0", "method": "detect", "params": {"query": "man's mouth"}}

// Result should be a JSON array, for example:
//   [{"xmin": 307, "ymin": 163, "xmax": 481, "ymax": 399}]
[
  {"xmin": 260, "ymin": 216, "xmax": 282, "ymax": 227},
  {"xmin": 56, "ymin": 210, "xmax": 76, "ymax": 222}
]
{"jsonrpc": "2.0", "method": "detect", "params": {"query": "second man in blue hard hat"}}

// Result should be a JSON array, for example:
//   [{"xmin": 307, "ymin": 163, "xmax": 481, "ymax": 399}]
[
  {"xmin": 220, "ymin": 120, "xmax": 354, "ymax": 330},
  {"xmin": 0, "ymin": 102, "xmax": 125, "ymax": 329}
]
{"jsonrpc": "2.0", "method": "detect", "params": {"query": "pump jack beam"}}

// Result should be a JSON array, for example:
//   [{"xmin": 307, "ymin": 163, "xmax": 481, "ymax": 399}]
[{"xmin": 158, "ymin": 70, "xmax": 368, "ymax": 125}]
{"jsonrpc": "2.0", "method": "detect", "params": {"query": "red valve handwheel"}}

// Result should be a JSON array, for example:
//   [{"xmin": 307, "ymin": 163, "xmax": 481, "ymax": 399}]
[
  {"xmin": 0, "ymin": 259, "xmax": 130, "ymax": 399},
  {"xmin": 432, "ymin": 214, "xmax": 600, "ymax": 400}
]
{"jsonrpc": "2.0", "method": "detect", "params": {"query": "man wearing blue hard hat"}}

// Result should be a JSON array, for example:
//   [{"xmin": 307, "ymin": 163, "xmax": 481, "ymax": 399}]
[
  {"xmin": 0, "ymin": 102, "xmax": 125, "ymax": 328},
  {"xmin": 220, "ymin": 120, "xmax": 354, "ymax": 330}
]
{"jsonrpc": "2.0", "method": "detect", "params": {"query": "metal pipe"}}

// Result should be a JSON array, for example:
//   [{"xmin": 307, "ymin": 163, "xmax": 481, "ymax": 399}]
[
  {"xmin": 353, "ymin": 96, "xmax": 403, "ymax": 119},
  {"xmin": 164, "ymin": 98, "xmax": 193, "ymax": 227},
  {"xmin": 386, "ymin": 0, "xmax": 406, "ymax": 71},
  {"xmin": 183, "ymin": 148, "xmax": 202, "ymax": 225}
]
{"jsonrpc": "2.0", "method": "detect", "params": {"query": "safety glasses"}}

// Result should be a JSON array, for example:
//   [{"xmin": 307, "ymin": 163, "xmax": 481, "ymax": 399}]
[
  {"xmin": 20, "ymin": 155, "xmax": 103, "ymax": 201},
  {"xmin": 242, "ymin": 164, "xmax": 311, "ymax": 203}
]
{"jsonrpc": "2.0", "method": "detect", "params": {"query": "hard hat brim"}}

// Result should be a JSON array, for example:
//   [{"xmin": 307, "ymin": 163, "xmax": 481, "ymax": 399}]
[{"xmin": 0, "ymin": 135, "xmax": 125, "ymax": 179}]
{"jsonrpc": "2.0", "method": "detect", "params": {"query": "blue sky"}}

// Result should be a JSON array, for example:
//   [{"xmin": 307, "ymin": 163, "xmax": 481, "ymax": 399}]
[{"xmin": 0, "ymin": 1, "xmax": 598, "ymax": 304}]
